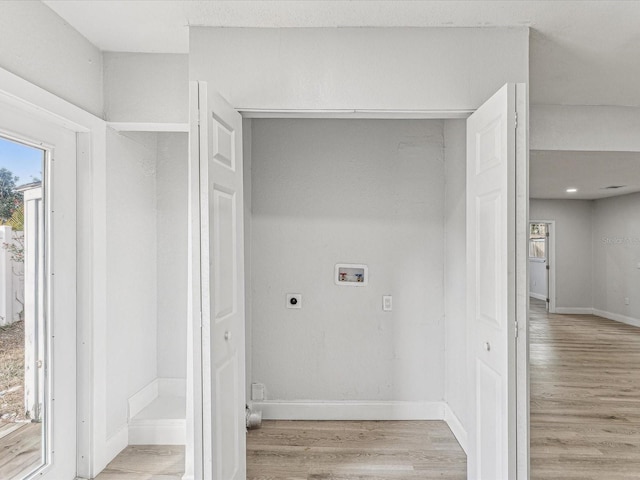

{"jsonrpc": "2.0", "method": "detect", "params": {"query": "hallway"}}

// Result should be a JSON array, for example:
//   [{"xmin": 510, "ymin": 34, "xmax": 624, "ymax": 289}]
[{"xmin": 530, "ymin": 298, "xmax": 640, "ymax": 479}]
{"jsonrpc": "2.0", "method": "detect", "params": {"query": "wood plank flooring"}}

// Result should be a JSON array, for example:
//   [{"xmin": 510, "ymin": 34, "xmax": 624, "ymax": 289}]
[
  {"xmin": 0, "ymin": 422, "xmax": 42, "ymax": 479},
  {"xmin": 247, "ymin": 420, "xmax": 466, "ymax": 479},
  {"xmin": 8, "ymin": 298, "xmax": 631, "ymax": 480},
  {"xmin": 530, "ymin": 298, "xmax": 640, "ymax": 479},
  {"xmin": 94, "ymin": 445, "xmax": 185, "ymax": 480}
]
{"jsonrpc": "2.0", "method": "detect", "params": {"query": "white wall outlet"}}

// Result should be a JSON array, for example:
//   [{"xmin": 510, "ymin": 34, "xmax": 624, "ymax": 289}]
[
  {"xmin": 286, "ymin": 293, "xmax": 302, "ymax": 309},
  {"xmin": 251, "ymin": 383, "xmax": 265, "ymax": 401},
  {"xmin": 625, "ymin": 297, "xmax": 630, "ymax": 305},
  {"xmin": 383, "ymin": 295, "xmax": 392, "ymax": 312}
]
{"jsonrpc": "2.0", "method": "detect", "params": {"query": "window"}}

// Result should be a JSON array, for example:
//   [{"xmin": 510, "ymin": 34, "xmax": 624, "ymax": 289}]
[{"xmin": 529, "ymin": 223, "xmax": 548, "ymax": 259}]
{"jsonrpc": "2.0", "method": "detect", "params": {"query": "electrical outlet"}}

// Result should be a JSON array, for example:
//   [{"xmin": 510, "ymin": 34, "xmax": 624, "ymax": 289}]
[{"xmin": 286, "ymin": 293, "xmax": 302, "ymax": 309}]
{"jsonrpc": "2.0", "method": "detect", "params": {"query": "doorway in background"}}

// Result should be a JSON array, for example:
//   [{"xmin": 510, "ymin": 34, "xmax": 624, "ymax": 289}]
[{"xmin": 529, "ymin": 221, "xmax": 555, "ymax": 313}]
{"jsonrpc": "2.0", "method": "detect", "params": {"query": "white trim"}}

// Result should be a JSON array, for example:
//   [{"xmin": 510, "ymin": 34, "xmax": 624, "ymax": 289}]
[
  {"xmin": 254, "ymin": 400, "xmax": 445, "ymax": 421},
  {"xmin": 128, "ymin": 379, "xmax": 159, "ymax": 421},
  {"xmin": 104, "ymin": 426, "xmax": 128, "ymax": 468},
  {"xmin": 0, "ymin": 65, "xmax": 108, "ymax": 479},
  {"xmin": 444, "ymin": 404, "xmax": 468, "ymax": 454},
  {"xmin": 593, "ymin": 309, "xmax": 640, "ymax": 328},
  {"xmin": 529, "ymin": 293, "xmax": 547, "ymax": 301},
  {"xmin": 107, "ymin": 122, "xmax": 189, "ymax": 133},
  {"xmin": 555, "ymin": 307, "xmax": 594, "ymax": 315},
  {"xmin": 239, "ymin": 108, "xmax": 473, "ymax": 119}
]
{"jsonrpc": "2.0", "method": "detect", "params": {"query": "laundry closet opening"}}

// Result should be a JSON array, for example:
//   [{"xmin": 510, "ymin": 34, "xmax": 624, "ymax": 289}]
[{"xmin": 243, "ymin": 118, "xmax": 468, "ymax": 462}]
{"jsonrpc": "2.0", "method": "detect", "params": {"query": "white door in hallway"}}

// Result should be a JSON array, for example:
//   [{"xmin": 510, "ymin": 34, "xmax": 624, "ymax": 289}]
[
  {"xmin": 191, "ymin": 82, "xmax": 246, "ymax": 480},
  {"xmin": 466, "ymin": 83, "xmax": 528, "ymax": 479}
]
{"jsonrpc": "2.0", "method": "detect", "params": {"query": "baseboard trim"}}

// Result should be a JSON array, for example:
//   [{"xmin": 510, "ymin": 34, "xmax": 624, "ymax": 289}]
[
  {"xmin": 529, "ymin": 293, "xmax": 547, "ymax": 301},
  {"xmin": 104, "ymin": 425, "xmax": 128, "ymax": 468},
  {"xmin": 128, "ymin": 379, "xmax": 158, "ymax": 420},
  {"xmin": 593, "ymin": 309, "xmax": 640, "ymax": 328},
  {"xmin": 128, "ymin": 377, "xmax": 186, "ymax": 421},
  {"xmin": 443, "ymin": 404, "xmax": 468, "ymax": 454},
  {"xmin": 254, "ymin": 400, "xmax": 445, "ymax": 421},
  {"xmin": 555, "ymin": 307, "xmax": 594, "ymax": 315}
]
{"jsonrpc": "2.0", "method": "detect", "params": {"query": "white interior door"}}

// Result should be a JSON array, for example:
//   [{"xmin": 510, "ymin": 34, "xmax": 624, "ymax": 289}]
[
  {"xmin": 0, "ymin": 100, "xmax": 76, "ymax": 479},
  {"xmin": 466, "ymin": 83, "xmax": 527, "ymax": 480},
  {"xmin": 194, "ymin": 82, "xmax": 246, "ymax": 480}
]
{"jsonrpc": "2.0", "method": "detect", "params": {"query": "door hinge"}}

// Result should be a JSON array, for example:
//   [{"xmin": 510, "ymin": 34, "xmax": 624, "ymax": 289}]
[
  {"xmin": 514, "ymin": 111, "xmax": 518, "ymax": 130},
  {"xmin": 546, "ymin": 265, "xmax": 550, "ymax": 270},
  {"xmin": 515, "ymin": 321, "xmax": 519, "ymax": 338},
  {"xmin": 546, "ymin": 298, "xmax": 550, "ymax": 303}
]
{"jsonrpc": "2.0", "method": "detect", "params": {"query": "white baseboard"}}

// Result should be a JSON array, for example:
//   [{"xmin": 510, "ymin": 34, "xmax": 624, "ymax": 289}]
[
  {"xmin": 128, "ymin": 379, "xmax": 159, "ymax": 420},
  {"xmin": 103, "ymin": 425, "xmax": 128, "ymax": 468},
  {"xmin": 254, "ymin": 400, "xmax": 445, "ymax": 421},
  {"xmin": 443, "ymin": 404, "xmax": 468, "ymax": 454},
  {"xmin": 128, "ymin": 418, "xmax": 186, "ymax": 445},
  {"xmin": 529, "ymin": 293, "xmax": 547, "ymax": 301},
  {"xmin": 593, "ymin": 309, "xmax": 640, "ymax": 328},
  {"xmin": 128, "ymin": 377, "xmax": 186, "ymax": 421},
  {"xmin": 555, "ymin": 307, "xmax": 594, "ymax": 315}
]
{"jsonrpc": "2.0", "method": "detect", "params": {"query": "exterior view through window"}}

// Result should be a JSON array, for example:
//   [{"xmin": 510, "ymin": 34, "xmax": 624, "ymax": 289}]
[{"xmin": 0, "ymin": 135, "xmax": 45, "ymax": 479}]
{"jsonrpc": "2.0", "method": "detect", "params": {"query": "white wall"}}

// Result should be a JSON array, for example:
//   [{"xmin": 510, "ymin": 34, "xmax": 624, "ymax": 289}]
[
  {"xmin": 0, "ymin": 1, "xmax": 103, "ymax": 117},
  {"xmin": 156, "ymin": 133, "xmax": 188, "ymax": 379},
  {"xmin": 592, "ymin": 192, "xmax": 640, "ymax": 322},
  {"xmin": 250, "ymin": 119, "xmax": 445, "ymax": 402},
  {"xmin": 106, "ymin": 129, "xmax": 158, "ymax": 437},
  {"xmin": 529, "ymin": 200, "xmax": 593, "ymax": 310},
  {"xmin": 189, "ymin": 27, "xmax": 528, "ymax": 111},
  {"xmin": 103, "ymin": 53, "xmax": 188, "ymax": 124},
  {"xmin": 531, "ymin": 105, "xmax": 640, "ymax": 152},
  {"xmin": 443, "ymin": 120, "xmax": 468, "ymax": 428}
]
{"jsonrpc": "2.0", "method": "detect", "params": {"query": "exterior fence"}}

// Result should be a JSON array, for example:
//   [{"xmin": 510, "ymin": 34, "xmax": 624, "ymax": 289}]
[{"xmin": 0, "ymin": 226, "xmax": 24, "ymax": 327}]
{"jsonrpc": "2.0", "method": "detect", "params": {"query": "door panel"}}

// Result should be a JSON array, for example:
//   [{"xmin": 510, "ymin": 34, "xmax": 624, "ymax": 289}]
[
  {"xmin": 0, "ymin": 102, "xmax": 76, "ymax": 480},
  {"xmin": 467, "ymin": 83, "xmax": 526, "ymax": 479},
  {"xmin": 197, "ymin": 83, "xmax": 246, "ymax": 480}
]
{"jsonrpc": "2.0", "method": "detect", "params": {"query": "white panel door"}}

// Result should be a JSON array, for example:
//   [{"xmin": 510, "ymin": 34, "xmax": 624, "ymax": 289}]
[
  {"xmin": 466, "ymin": 83, "xmax": 527, "ymax": 480},
  {"xmin": 197, "ymin": 83, "xmax": 246, "ymax": 480}
]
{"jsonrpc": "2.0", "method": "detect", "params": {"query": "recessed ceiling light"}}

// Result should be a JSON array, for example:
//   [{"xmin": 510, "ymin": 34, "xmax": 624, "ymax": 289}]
[{"xmin": 566, "ymin": 188, "xmax": 578, "ymax": 193}]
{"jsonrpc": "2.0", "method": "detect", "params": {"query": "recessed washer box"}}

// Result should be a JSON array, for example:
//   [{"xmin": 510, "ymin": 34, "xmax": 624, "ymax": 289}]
[{"xmin": 335, "ymin": 264, "xmax": 368, "ymax": 286}]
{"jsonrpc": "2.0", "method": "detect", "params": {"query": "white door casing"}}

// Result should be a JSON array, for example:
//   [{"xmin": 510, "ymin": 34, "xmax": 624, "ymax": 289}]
[
  {"xmin": 0, "ymin": 101, "xmax": 77, "ymax": 479},
  {"xmin": 466, "ymin": 83, "xmax": 527, "ymax": 480},
  {"xmin": 196, "ymin": 83, "xmax": 247, "ymax": 480}
]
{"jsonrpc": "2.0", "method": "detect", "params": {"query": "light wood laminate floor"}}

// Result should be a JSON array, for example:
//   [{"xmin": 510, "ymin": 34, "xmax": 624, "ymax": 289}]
[
  {"xmin": 0, "ymin": 422, "xmax": 42, "ymax": 479},
  {"xmin": 94, "ymin": 445, "xmax": 184, "ymax": 480},
  {"xmin": 247, "ymin": 420, "xmax": 466, "ymax": 479},
  {"xmin": 530, "ymin": 298, "xmax": 640, "ymax": 479}
]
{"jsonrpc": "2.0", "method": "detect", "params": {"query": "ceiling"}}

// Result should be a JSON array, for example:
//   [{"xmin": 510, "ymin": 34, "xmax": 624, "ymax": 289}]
[
  {"xmin": 40, "ymin": 1, "xmax": 640, "ymax": 199},
  {"xmin": 530, "ymin": 150, "xmax": 640, "ymax": 200},
  {"xmin": 42, "ymin": 0, "xmax": 640, "ymax": 107}
]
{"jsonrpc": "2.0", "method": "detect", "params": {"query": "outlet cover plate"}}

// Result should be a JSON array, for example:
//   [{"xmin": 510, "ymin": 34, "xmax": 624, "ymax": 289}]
[{"xmin": 286, "ymin": 293, "xmax": 302, "ymax": 309}]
